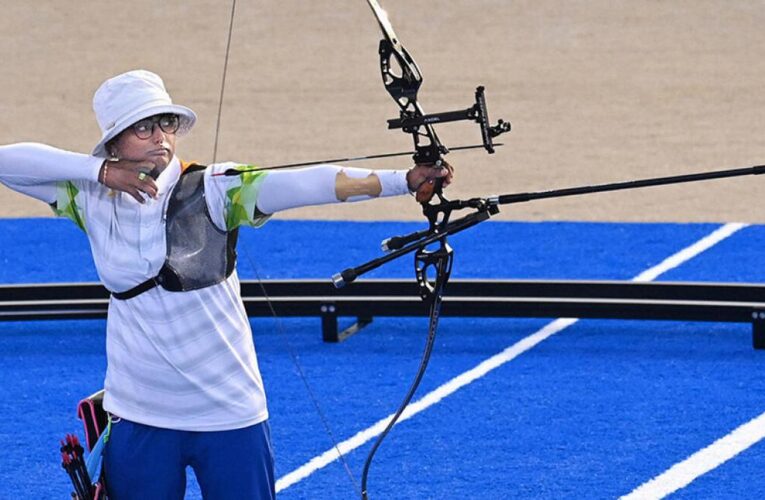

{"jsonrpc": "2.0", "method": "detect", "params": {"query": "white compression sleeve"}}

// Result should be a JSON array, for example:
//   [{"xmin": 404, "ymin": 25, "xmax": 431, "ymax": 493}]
[
  {"xmin": 256, "ymin": 165, "xmax": 409, "ymax": 214},
  {"xmin": 0, "ymin": 143, "xmax": 103, "ymax": 202}
]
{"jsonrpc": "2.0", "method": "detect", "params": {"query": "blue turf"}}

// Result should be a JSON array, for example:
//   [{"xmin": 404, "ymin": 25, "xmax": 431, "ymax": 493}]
[{"xmin": 0, "ymin": 219, "xmax": 763, "ymax": 498}]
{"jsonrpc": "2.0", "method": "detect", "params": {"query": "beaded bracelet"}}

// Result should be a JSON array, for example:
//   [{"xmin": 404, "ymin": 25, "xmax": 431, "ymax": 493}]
[{"xmin": 100, "ymin": 159, "xmax": 111, "ymax": 185}]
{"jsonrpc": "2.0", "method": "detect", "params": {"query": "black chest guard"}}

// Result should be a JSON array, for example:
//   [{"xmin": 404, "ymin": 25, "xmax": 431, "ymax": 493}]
[{"xmin": 112, "ymin": 164, "xmax": 238, "ymax": 300}]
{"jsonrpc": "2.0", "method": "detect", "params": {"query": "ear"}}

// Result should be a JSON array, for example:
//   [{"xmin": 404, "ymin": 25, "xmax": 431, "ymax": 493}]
[
  {"xmin": 105, "ymin": 135, "xmax": 120, "ymax": 159},
  {"xmin": 106, "ymin": 141, "xmax": 119, "ymax": 159}
]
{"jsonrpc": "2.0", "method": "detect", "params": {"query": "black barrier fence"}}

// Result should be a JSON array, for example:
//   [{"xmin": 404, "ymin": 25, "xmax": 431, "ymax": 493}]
[{"xmin": 1, "ymin": 279, "xmax": 764, "ymax": 347}]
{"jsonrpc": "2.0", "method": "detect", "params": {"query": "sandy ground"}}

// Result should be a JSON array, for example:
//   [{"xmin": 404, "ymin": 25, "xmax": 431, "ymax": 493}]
[{"xmin": 1, "ymin": 0, "xmax": 765, "ymax": 222}]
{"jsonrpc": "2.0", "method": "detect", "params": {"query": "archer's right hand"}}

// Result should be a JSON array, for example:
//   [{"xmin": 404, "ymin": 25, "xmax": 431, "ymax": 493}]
[{"xmin": 99, "ymin": 159, "xmax": 159, "ymax": 203}]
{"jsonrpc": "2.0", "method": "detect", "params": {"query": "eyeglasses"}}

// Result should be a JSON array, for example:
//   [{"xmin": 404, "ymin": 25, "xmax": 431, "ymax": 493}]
[{"xmin": 131, "ymin": 114, "xmax": 180, "ymax": 139}]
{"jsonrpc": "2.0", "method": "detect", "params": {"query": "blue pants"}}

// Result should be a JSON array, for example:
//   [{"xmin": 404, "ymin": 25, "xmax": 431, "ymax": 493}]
[{"xmin": 103, "ymin": 418, "xmax": 275, "ymax": 500}]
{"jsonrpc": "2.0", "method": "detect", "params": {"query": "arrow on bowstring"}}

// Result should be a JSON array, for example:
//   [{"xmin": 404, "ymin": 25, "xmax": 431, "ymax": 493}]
[{"xmin": 211, "ymin": 143, "xmax": 504, "ymax": 176}]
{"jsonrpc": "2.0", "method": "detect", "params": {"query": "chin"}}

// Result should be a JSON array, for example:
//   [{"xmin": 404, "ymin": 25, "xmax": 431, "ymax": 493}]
[{"xmin": 150, "ymin": 155, "xmax": 171, "ymax": 170}]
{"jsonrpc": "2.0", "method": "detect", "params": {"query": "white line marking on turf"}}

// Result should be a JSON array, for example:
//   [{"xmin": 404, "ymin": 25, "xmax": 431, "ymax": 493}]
[
  {"xmin": 631, "ymin": 223, "xmax": 746, "ymax": 283},
  {"xmin": 276, "ymin": 222, "xmax": 748, "ymax": 493},
  {"xmin": 621, "ymin": 410, "xmax": 765, "ymax": 500}
]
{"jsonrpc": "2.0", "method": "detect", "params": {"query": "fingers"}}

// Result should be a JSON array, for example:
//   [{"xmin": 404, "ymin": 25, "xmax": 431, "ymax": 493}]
[
  {"xmin": 433, "ymin": 164, "xmax": 454, "ymax": 188},
  {"xmin": 137, "ymin": 171, "xmax": 159, "ymax": 199},
  {"xmin": 127, "ymin": 188, "xmax": 147, "ymax": 204},
  {"xmin": 405, "ymin": 160, "xmax": 455, "ymax": 203},
  {"xmin": 122, "ymin": 181, "xmax": 155, "ymax": 204},
  {"xmin": 438, "ymin": 161, "xmax": 454, "ymax": 186},
  {"xmin": 102, "ymin": 159, "xmax": 159, "ymax": 202},
  {"xmin": 131, "ymin": 175, "xmax": 158, "ymax": 202},
  {"xmin": 412, "ymin": 162, "xmax": 454, "ymax": 186}
]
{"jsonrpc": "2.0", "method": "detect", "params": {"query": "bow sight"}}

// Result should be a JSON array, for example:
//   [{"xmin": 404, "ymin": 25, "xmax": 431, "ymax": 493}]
[{"xmin": 385, "ymin": 85, "xmax": 511, "ymax": 160}]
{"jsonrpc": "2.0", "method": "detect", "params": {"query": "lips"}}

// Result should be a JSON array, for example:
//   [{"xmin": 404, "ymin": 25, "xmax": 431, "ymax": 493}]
[{"xmin": 148, "ymin": 148, "xmax": 170, "ymax": 156}]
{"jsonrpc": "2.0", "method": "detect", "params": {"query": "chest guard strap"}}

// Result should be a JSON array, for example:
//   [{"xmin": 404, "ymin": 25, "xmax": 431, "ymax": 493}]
[{"xmin": 112, "ymin": 164, "xmax": 238, "ymax": 300}]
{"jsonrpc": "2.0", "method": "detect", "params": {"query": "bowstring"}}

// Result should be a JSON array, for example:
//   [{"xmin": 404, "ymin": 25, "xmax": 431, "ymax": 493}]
[
  {"xmin": 213, "ymin": 0, "xmax": 359, "ymax": 492},
  {"xmin": 212, "ymin": 0, "xmax": 237, "ymax": 164},
  {"xmin": 248, "ymin": 264, "xmax": 360, "ymax": 493}
]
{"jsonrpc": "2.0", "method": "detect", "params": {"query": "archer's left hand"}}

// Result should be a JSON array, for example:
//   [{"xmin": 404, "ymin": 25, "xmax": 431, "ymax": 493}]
[{"xmin": 406, "ymin": 161, "xmax": 454, "ymax": 203}]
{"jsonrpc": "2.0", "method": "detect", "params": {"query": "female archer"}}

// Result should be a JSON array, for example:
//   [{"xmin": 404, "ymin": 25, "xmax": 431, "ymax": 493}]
[{"xmin": 0, "ymin": 69, "xmax": 451, "ymax": 499}]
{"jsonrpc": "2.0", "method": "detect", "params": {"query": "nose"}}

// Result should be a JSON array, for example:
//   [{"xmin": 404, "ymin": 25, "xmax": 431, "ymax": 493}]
[{"xmin": 151, "ymin": 123, "xmax": 166, "ymax": 143}]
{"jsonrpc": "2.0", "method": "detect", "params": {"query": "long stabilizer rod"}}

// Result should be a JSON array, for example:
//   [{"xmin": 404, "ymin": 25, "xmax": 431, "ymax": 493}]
[
  {"xmin": 497, "ymin": 164, "xmax": 765, "ymax": 205},
  {"xmin": 377, "ymin": 162, "xmax": 765, "ymax": 256}
]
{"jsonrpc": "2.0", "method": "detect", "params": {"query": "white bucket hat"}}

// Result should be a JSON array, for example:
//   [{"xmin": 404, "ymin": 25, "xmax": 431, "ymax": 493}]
[{"xmin": 92, "ymin": 70, "xmax": 197, "ymax": 157}]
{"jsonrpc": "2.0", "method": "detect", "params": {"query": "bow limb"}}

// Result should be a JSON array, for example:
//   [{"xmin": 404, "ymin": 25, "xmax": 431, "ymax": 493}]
[{"xmin": 366, "ymin": 0, "xmax": 447, "ymax": 169}]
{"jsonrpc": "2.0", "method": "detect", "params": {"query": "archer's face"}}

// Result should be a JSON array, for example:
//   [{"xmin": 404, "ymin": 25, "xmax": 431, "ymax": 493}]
[{"xmin": 109, "ymin": 114, "xmax": 178, "ymax": 170}]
